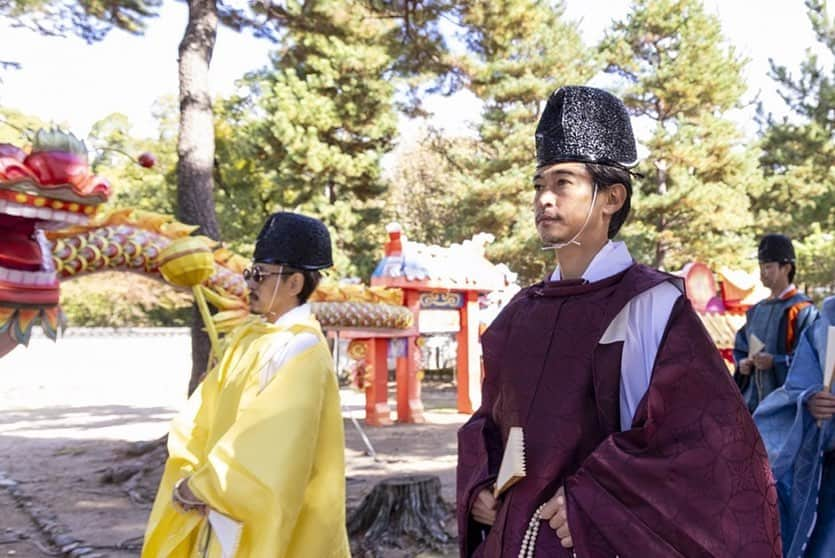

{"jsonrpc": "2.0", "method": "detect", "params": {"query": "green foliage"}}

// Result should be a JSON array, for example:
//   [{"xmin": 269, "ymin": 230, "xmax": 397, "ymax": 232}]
[
  {"xmin": 61, "ymin": 272, "xmax": 192, "ymax": 327},
  {"xmin": 88, "ymin": 106, "xmax": 178, "ymax": 215},
  {"xmin": 359, "ymin": 0, "xmax": 466, "ymax": 115},
  {"xmin": 2, "ymin": 0, "xmax": 161, "ymax": 43},
  {"xmin": 447, "ymin": 0, "xmax": 597, "ymax": 283},
  {"xmin": 756, "ymin": 0, "xmax": 835, "ymax": 286},
  {"xmin": 603, "ymin": 0, "xmax": 758, "ymax": 271},
  {"xmin": 214, "ymin": 0, "xmax": 399, "ymax": 278},
  {"xmin": 0, "ymin": 108, "xmax": 52, "ymax": 144},
  {"xmin": 385, "ymin": 131, "xmax": 470, "ymax": 245},
  {"xmin": 794, "ymin": 224, "xmax": 835, "ymax": 300}
]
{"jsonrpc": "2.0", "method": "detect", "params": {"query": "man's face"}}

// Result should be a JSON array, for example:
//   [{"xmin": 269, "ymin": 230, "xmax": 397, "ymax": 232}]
[
  {"xmin": 533, "ymin": 162, "xmax": 599, "ymax": 245},
  {"xmin": 759, "ymin": 261, "xmax": 790, "ymax": 290},
  {"xmin": 245, "ymin": 262, "xmax": 293, "ymax": 316}
]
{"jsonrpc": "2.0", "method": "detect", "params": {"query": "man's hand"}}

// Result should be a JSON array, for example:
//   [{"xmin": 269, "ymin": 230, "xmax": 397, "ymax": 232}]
[
  {"xmin": 172, "ymin": 476, "xmax": 207, "ymax": 515},
  {"xmin": 752, "ymin": 352, "xmax": 774, "ymax": 371},
  {"xmin": 738, "ymin": 358, "xmax": 754, "ymax": 376},
  {"xmin": 807, "ymin": 391, "xmax": 835, "ymax": 421},
  {"xmin": 539, "ymin": 486, "xmax": 573, "ymax": 548},
  {"xmin": 472, "ymin": 489, "xmax": 498, "ymax": 526}
]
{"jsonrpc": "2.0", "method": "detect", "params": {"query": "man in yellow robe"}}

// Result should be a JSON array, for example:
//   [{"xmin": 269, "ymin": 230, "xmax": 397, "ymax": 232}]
[{"xmin": 142, "ymin": 212, "xmax": 351, "ymax": 558}]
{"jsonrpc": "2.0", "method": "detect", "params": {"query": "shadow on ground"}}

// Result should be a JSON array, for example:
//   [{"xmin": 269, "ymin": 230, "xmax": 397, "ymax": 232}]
[{"xmin": 0, "ymin": 382, "xmax": 467, "ymax": 557}]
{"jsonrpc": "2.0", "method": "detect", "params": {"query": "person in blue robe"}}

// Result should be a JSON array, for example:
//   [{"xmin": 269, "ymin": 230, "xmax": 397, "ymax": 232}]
[
  {"xmin": 754, "ymin": 296, "xmax": 835, "ymax": 557},
  {"xmin": 734, "ymin": 234, "xmax": 817, "ymax": 412}
]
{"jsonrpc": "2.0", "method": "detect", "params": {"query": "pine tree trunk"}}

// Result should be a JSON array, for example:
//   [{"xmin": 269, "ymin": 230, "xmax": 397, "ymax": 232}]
[
  {"xmin": 653, "ymin": 158, "xmax": 669, "ymax": 270},
  {"xmin": 177, "ymin": 0, "xmax": 221, "ymax": 395},
  {"xmin": 347, "ymin": 475, "xmax": 451, "ymax": 550}
]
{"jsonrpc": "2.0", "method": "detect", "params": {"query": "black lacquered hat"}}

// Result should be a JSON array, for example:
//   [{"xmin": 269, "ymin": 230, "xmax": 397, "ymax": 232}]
[
  {"xmin": 253, "ymin": 212, "xmax": 333, "ymax": 270},
  {"xmin": 757, "ymin": 233, "xmax": 795, "ymax": 264},
  {"xmin": 535, "ymin": 85, "xmax": 638, "ymax": 169}
]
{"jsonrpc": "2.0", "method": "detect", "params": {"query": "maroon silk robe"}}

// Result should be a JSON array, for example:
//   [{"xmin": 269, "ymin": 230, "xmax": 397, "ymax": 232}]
[{"xmin": 457, "ymin": 264, "xmax": 780, "ymax": 557}]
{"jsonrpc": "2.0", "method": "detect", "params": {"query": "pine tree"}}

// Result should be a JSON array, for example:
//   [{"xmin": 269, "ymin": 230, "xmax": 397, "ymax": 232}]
[
  {"xmin": 603, "ymin": 0, "xmax": 759, "ymax": 271},
  {"xmin": 2, "ymin": 0, "xmax": 472, "ymax": 387},
  {"xmin": 216, "ymin": 0, "xmax": 398, "ymax": 277},
  {"xmin": 757, "ymin": 0, "xmax": 835, "ymax": 291},
  {"xmin": 2, "ymin": 0, "xmax": 160, "ymax": 43},
  {"xmin": 451, "ymin": 0, "xmax": 596, "ymax": 282},
  {"xmin": 385, "ymin": 130, "xmax": 472, "ymax": 245}
]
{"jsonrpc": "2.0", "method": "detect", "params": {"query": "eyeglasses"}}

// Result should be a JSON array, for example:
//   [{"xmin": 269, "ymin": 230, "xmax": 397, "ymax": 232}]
[{"xmin": 242, "ymin": 266, "xmax": 292, "ymax": 283}]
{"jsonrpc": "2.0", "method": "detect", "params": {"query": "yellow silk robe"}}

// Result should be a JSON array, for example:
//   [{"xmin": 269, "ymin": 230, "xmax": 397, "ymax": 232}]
[{"xmin": 142, "ymin": 315, "xmax": 350, "ymax": 558}]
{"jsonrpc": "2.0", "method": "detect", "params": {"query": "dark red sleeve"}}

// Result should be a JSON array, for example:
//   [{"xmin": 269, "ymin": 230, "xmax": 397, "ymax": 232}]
[
  {"xmin": 566, "ymin": 298, "xmax": 781, "ymax": 558},
  {"xmin": 456, "ymin": 300, "xmax": 517, "ymax": 557},
  {"xmin": 456, "ymin": 394, "xmax": 502, "ymax": 556}
]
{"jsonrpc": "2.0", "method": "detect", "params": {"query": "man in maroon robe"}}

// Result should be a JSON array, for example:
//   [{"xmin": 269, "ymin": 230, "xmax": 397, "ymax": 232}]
[{"xmin": 456, "ymin": 85, "xmax": 781, "ymax": 557}]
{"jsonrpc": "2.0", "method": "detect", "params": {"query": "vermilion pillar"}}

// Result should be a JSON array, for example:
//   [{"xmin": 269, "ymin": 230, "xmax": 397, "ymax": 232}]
[
  {"xmin": 396, "ymin": 289, "xmax": 425, "ymax": 423},
  {"xmin": 362, "ymin": 337, "xmax": 392, "ymax": 426},
  {"xmin": 456, "ymin": 290, "xmax": 482, "ymax": 413}
]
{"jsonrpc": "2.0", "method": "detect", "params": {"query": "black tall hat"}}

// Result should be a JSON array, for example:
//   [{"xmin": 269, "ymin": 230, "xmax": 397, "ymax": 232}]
[
  {"xmin": 535, "ymin": 85, "xmax": 638, "ymax": 169},
  {"xmin": 253, "ymin": 212, "xmax": 333, "ymax": 270},
  {"xmin": 758, "ymin": 233, "xmax": 795, "ymax": 264}
]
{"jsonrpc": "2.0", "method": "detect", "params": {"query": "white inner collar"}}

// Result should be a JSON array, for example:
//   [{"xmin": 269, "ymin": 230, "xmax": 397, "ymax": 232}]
[{"xmin": 550, "ymin": 241, "xmax": 634, "ymax": 283}]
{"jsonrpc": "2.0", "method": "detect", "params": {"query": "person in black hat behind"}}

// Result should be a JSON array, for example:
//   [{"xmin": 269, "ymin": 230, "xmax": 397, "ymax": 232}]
[
  {"xmin": 456, "ymin": 86, "xmax": 781, "ymax": 557},
  {"xmin": 143, "ymin": 212, "xmax": 351, "ymax": 557},
  {"xmin": 733, "ymin": 234, "xmax": 818, "ymax": 413}
]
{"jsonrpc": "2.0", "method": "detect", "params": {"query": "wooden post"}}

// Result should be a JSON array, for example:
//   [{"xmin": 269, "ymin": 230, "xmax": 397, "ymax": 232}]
[
  {"xmin": 456, "ymin": 290, "xmax": 482, "ymax": 413},
  {"xmin": 397, "ymin": 290, "xmax": 425, "ymax": 423},
  {"xmin": 362, "ymin": 338, "xmax": 392, "ymax": 426}
]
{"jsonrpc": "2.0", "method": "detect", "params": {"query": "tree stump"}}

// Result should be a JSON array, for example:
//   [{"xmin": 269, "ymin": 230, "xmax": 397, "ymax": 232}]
[{"xmin": 347, "ymin": 475, "xmax": 451, "ymax": 550}]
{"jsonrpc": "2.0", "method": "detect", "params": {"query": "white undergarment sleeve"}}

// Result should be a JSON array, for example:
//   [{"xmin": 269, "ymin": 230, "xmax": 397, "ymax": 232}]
[{"xmin": 617, "ymin": 282, "xmax": 681, "ymax": 430}]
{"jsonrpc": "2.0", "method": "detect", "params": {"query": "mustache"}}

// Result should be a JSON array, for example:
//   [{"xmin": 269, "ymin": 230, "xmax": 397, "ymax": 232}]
[{"xmin": 535, "ymin": 212, "xmax": 562, "ymax": 224}]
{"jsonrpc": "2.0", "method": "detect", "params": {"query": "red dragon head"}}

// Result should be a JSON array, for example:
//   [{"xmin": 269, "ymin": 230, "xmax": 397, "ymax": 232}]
[{"xmin": 0, "ymin": 128, "xmax": 111, "ymax": 352}]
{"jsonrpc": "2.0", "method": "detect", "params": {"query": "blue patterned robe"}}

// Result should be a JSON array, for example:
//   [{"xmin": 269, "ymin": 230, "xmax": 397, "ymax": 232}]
[
  {"xmin": 754, "ymin": 297, "xmax": 835, "ymax": 557},
  {"xmin": 734, "ymin": 292, "xmax": 817, "ymax": 412}
]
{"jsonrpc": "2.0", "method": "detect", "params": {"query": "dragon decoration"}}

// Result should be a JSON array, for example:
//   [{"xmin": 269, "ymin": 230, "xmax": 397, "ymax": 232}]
[{"xmin": 0, "ymin": 129, "xmax": 413, "ymax": 359}]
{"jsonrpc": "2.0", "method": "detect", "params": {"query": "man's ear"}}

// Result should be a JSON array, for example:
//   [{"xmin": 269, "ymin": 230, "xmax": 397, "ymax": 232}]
[
  {"xmin": 601, "ymin": 183, "xmax": 627, "ymax": 216},
  {"xmin": 288, "ymin": 272, "xmax": 304, "ymax": 298}
]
